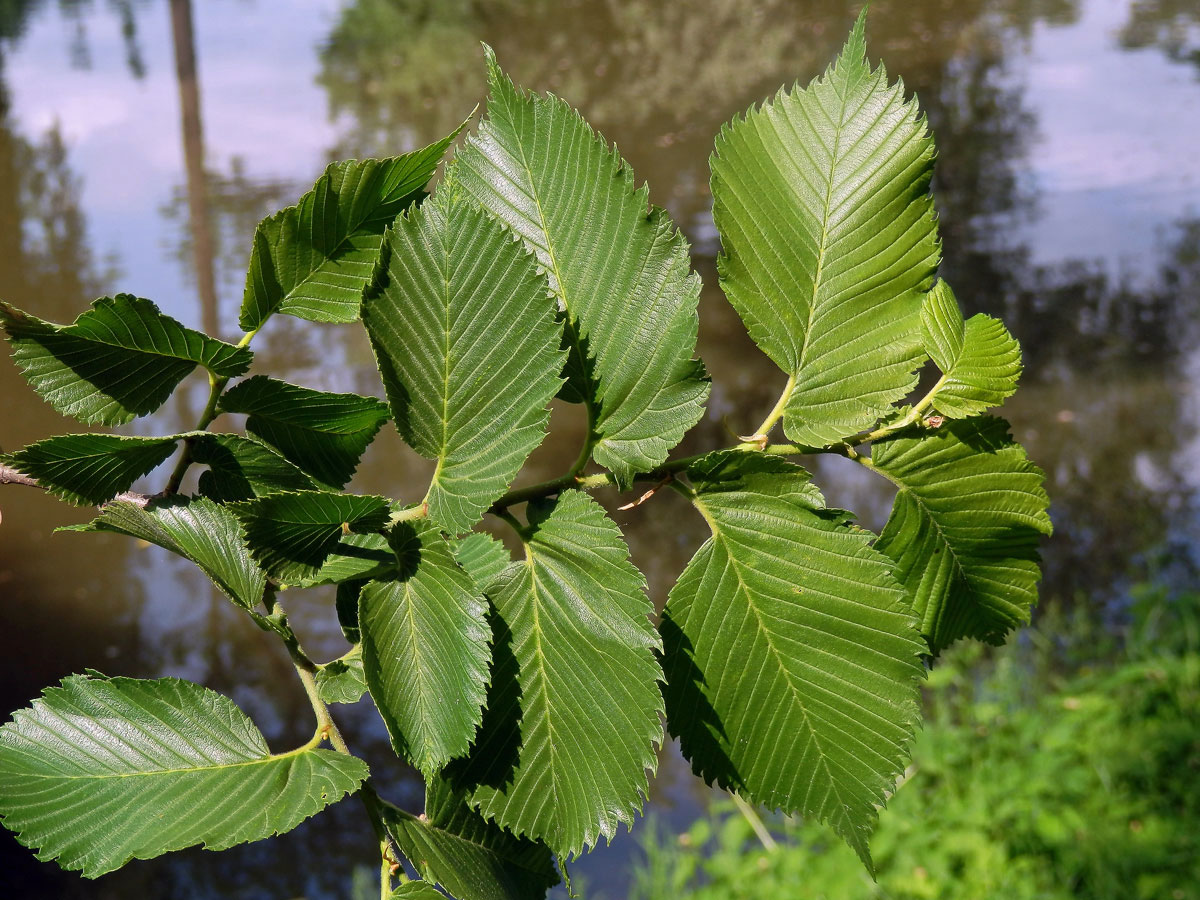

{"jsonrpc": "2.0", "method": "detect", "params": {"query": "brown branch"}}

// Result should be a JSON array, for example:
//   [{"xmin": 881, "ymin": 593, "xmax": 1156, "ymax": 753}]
[{"xmin": 0, "ymin": 464, "xmax": 153, "ymax": 508}]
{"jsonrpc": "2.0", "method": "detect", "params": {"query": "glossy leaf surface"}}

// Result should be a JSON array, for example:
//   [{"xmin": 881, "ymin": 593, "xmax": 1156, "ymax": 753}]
[{"xmin": 4, "ymin": 433, "xmax": 177, "ymax": 505}]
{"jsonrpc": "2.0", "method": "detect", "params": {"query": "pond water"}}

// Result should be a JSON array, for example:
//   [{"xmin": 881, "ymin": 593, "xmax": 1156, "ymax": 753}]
[{"xmin": 1, "ymin": 1, "xmax": 1198, "ymax": 897}]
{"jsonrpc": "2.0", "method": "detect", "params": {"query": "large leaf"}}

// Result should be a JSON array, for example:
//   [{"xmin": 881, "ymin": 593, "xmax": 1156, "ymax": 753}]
[
  {"xmin": 661, "ymin": 451, "xmax": 924, "ymax": 868},
  {"xmin": 710, "ymin": 12, "xmax": 938, "ymax": 447},
  {"xmin": 1, "ymin": 295, "xmax": 251, "ymax": 425},
  {"xmin": 920, "ymin": 280, "xmax": 1021, "ymax": 419},
  {"xmin": 447, "ymin": 490, "xmax": 662, "ymax": 856},
  {"xmin": 386, "ymin": 777, "xmax": 559, "ymax": 900},
  {"xmin": 360, "ymin": 522, "xmax": 490, "ymax": 775},
  {"xmin": 218, "ymin": 376, "xmax": 390, "ymax": 488},
  {"xmin": 191, "ymin": 432, "xmax": 322, "ymax": 502},
  {"xmin": 452, "ymin": 49, "xmax": 709, "ymax": 485},
  {"xmin": 363, "ymin": 191, "xmax": 563, "ymax": 533},
  {"xmin": 0, "ymin": 674, "xmax": 368, "ymax": 878},
  {"xmin": 870, "ymin": 416, "xmax": 1053, "ymax": 653},
  {"xmin": 240, "ymin": 132, "xmax": 462, "ymax": 330},
  {"xmin": 66, "ymin": 497, "xmax": 265, "ymax": 611},
  {"xmin": 233, "ymin": 491, "xmax": 391, "ymax": 583},
  {"xmin": 3, "ymin": 433, "xmax": 177, "ymax": 505}
]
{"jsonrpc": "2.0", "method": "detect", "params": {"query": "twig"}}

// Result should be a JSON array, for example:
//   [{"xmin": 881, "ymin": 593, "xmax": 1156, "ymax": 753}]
[{"xmin": 0, "ymin": 464, "xmax": 153, "ymax": 508}]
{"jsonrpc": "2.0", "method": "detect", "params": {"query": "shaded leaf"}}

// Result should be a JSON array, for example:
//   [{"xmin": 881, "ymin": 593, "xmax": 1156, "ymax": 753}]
[
  {"xmin": 218, "ymin": 376, "xmax": 390, "ymax": 488},
  {"xmin": 192, "ymin": 432, "xmax": 321, "ymax": 502},
  {"xmin": 390, "ymin": 884, "xmax": 447, "ymax": 899},
  {"xmin": 386, "ymin": 776, "xmax": 559, "ymax": 900},
  {"xmin": 447, "ymin": 491, "xmax": 662, "ymax": 856},
  {"xmin": 711, "ymin": 12, "xmax": 938, "ymax": 446},
  {"xmin": 920, "ymin": 280, "xmax": 1021, "ymax": 418},
  {"xmin": 233, "ymin": 491, "xmax": 391, "ymax": 583},
  {"xmin": 0, "ymin": 674, "xmax": 368, "ymax": 877},
  {"xmin": 453, "ymin": 49, "xmax": 709, "ymax": 485},
  {"xmin": 1, "ymin": 295, "xmax": 250, "ymax": 425},
  {"xmin": 240, "ymin": 131, "xmax": 463, "ymax": 330},
  {"xmin": 299, "ymin": 532, "xmax": 395, "ymax": 587},
  {"xmin": 363, "ymin": 191, "xmax": 564, "ymax": 533},
  {"xmin": 871, "ymin": 416, "xmax": 1053, "ymax": 653},
  {"xmin": 3, "ymin": 433, "xmax": 177, "ymax": 505},
  {"xmin": 662, "ymin": 450, "xmax": 924, "ymax": 868},
  {"xmin": 360, "ymin": 522, "xmax": 490, "ymax": 776},
  {"xmin": 66, "ymin": 497, "xmax": 265, "ymax": 611}
]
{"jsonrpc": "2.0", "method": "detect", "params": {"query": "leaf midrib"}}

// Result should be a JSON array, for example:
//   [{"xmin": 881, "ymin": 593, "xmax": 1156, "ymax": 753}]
[{"xmin": 10, "ymin": 743, "xmax": 316, "ymax": 781}]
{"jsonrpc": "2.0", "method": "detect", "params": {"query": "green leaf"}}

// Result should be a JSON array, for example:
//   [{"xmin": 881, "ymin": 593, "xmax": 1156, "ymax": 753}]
[
  {"xmin": 390, "ymin": 884, "xmax": 447, "ymax": 900},
  {"xmin": 870, "ymin": 416, "xmax": 1053, "ymax": 653},
  {"xmin": 191, "ymin": 432, "xmax": 322, "ymax": 502},
  {"xmin": 447, "ymin": 491, "xmax": 662, "ymax": 856},
  {"xmin": 233, "ymin": 491, "xmax": 391, "ymax": 583},
  {"xmin": 920, "ymin": 281, "xmax": 1021, "ymax": 419},
  {"xmin": 66, "ymin": 497, "xmax": 265, "ymax": 611},
  {"xmin": 386, "ymin": 777, "xmax": 559, "ymax": 900},
  {"xmin": 240, "ymin": 131, "xmax": 463, "ymax": 331},
  {"xmin": 455, "ymin": 532, "xmax": 511, "ymax": 592},
  {"xmin": 661, "ymin": 450, "xmax": 925, "ymax": 868},
  {"xmin": 452, "ymin": 49, "xmax": 709, "ymax": 486},
  {"xmin": 710, "ymin": 12, "xmax": 939, "ymax": 447},
  {"xmin": 316, "ymin": 647, "xmax": 367, "ymax": 705},
  {"xmin": 0, "ymin": 674, "xmax": 368, "ymax": 878},
  {"xmin": 362, "ymin": 191, "xmax": 564, "ymax": 534},
  {"xmin": 218, "ymin": 376, "xmax": 390, "ymax": 488},
  {"xmin": 4, "ymin": 434, "xmax": 177, "ymax": 505},
  {"xmin": 360, "ymin": 522, "xmax": 490, "ymax": 776},
  {"xmin": 299, "ymin": 531, "xmax": 396, "ymax": 587},
  {"xmin": 1, "ymin": 295, "xmax": 251, "ymax": 425}
]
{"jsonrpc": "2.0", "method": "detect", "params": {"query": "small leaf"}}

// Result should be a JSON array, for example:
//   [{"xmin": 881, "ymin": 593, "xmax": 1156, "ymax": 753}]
[
  {"xmin": 191, "ymin": 432, "xmax": 322, "ymax": 502},
  {"xmin": 386, "ymin": 777, "xmax": 559, "ymax": 900},
  {"xmin": 67, "ymin": 497, "xmax": 265, "ymax": 611},
  {"xmin": 390, "ymin": 884, "xmax": 447, "ymax": 899},
  {"xmin": 455, "ymin": 532, "xmax": 511, "ymax": 593},
  {"xmin": 362, "ymin": 191, "xmax": 564, "ymax": 534},
  {"xmin": 0, "ymin": 674, "xmax": 368, "ymax": 878},
  {"xmin": 711, "ymin": 12, "xmax": 938, "ymax": 447},
  {"xmin": 662, "ymin": 450, "xmax": 925, "ymax": 868},
  {"xmin": 233, "ymin": 491, "xmax": 391, "ymax": 583},
  {"xmin": 316, "ymin": 648, "xmax": 367, "ymax": 705},
  {"xmin": 871, "ymin": 416, "xmax": 1053, "ymax": 653},
  {"xmin": 360, "ymin": 522, "xmax": 490, "ymax": 776},
  {"xmin": 218, "ymin": 376, "xmax": 390, "ymax": 488},
  {"xmin": 1, "ymin": 295, "xmax": 251, "ymax": 425},
  {"xmin": 4, "ymin": 434, "xmax": 177, "ymax": 505},
  {"xmin": 453, "ymin": 49, "xmax": 709, "ymax": 486},
  {"xmin": 920, "ymin": 281, "xmax": 1021, "ymax": 418},
  {"xmin": 447, "ymin": 491, "xmax": 663, "ymax": 856},
  {"xmin": 240, "ymin": 130, "xmax": 463, "ymax": 330}
]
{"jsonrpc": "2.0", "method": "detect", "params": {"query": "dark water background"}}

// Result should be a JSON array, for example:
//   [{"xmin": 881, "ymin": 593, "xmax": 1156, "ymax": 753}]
[{"xmin": 0, "ymin": 1, "xmax": 1198, "ymax": 897}]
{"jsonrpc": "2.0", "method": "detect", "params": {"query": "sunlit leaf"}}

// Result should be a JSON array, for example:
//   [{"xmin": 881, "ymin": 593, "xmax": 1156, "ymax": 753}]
[
  {"xmin": 192, "ymin": 432, "xmax": 321, "ymax": 502},
  {"xmin": 920, "ymin": 280, "xmax": 1021, "ymax": 419},
  {"xmin": 711, "ymin": 11, "xmax": 938, "ymax": 446},
  {"xmin": 455, "ymin": 532, "xmax": 511, "ymax": 592},
  {"xmin": 66, "ymin": 496, "xmax": 265, "ymax": 611},
  {"xmin": 218, "ymin": 376, "xmax": 390, "ymax": 488},
  {"xmin": 360, "ymin": 522, "xmax": 490, "ymax": 776},
  {"xmin": 447, "ymin": 491, "xmax": 662, "ymax": 856},
  {"xmin": 240, "ymin": 130, "xmax": 463, "ymax": 330},
  {"xmin": 363, "ymin": 191, "xmax": 563, "ymax": 533},
  {"xmin": 0, "ymin": 674, "xmax": 368, "ymax": 878},
  {"xmin": 3, "ymin": 433, "xmax": 177, "ymax": 505},
  {"xmin": 662, "ymin": 450, "xmax": 924, "ymax": 868},
  {"xmin": 316, "ymin": 648, "xmax": 367, "ymax": 705},
  {"xmin": 453, "ymin": 49, "xmax": 709, "ymax": 485},
  {"xmin": 871, "ymin": 416, "xmax": 1053, "ymax": 653},
  {"xmin": 1, "ymin": 295, "xmax": 250, "ymax": 425}
]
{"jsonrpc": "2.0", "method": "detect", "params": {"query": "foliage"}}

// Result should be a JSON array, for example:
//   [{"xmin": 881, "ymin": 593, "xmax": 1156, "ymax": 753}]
[
  {"xmin": 632, "ymin": 588, "xmax": 1200, "ymax": 900},
  {"xmin": 0, "ymin": 12, "xmax": 1050, "ymax": 899}
]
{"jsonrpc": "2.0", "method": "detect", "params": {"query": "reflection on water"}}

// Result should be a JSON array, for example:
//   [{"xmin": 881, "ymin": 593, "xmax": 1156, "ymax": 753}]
[{"xmin": 1, "ymin": 1, "xmax": 1199, "ymax": 897}]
